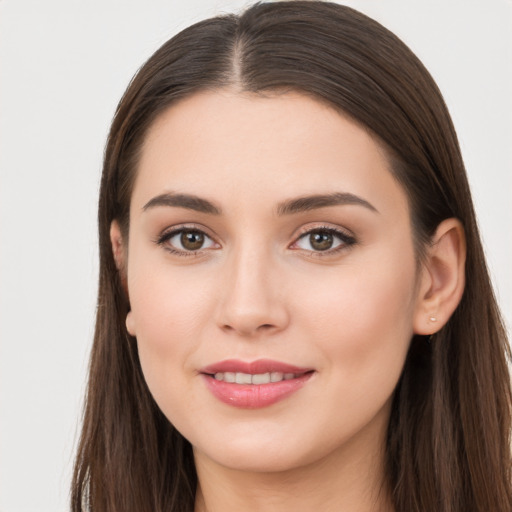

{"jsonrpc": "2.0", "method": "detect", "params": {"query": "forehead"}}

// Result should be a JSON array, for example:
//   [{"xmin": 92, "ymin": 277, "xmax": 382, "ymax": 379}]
[{"xmin": 132, "ymin": 89, "xmax": 409, "ymax": 219}]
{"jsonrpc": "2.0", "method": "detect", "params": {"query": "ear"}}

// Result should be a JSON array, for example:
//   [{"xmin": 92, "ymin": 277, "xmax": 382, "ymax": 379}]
[
  {"xmin": 110, "ymin": 220, "xmax": 126, "ymax": 272},
  {"xmin": 110, "ymin": 220, "xmax": 136, "ymax": 336},
  {"xmin": 110, "ymin": 220, "xmax": 130, "ymax": 298},
  {"xmin": 125, "ymin": 310, "xmax": 136, "ymax": 336},
  {"xmin": 413, "ymin": 218, "xmax": 466, "ymax": 335}
]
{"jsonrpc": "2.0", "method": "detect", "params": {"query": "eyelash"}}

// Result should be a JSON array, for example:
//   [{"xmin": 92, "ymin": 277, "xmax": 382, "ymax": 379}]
[
  {"xmin": 292, "ymin": 225, "xmax": 356, "ymax": 256},
  {"xmin": 155, "ymin": 224, "xmax": 217, "ymax": 258},
  {"xmin": 155, "ymin": 224, "xmax": 357, "ymax": 257}
]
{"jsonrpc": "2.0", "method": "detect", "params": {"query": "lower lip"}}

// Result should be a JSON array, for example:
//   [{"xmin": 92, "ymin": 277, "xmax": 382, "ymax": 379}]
[{"xmin": 202, "ymin": 373, "xmax": 313, "ymax": 409}]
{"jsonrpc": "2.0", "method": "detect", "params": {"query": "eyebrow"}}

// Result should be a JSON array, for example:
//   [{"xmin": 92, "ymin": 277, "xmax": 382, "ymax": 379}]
[
  {"xmin": 142, "ymin": 193, "xmax": 222, "ymax": 215},
  {"xmin": 142, "ymin": 191, "xmax": 378, "ymax": 216},
  {"xmin": 276, "ymin": 192, "xmax": 378, "ymax": 215}
]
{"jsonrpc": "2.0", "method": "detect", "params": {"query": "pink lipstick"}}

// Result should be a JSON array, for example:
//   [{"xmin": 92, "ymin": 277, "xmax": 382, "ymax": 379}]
[{"xmin": 200, "ymin": 359, "xmax": 314, "ymax": 409}]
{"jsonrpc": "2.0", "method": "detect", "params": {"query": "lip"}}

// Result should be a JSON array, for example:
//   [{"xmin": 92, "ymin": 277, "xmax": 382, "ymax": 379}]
[{"xmin": 200, "ymin": 359, "xmax": 315, "ymax": 409}]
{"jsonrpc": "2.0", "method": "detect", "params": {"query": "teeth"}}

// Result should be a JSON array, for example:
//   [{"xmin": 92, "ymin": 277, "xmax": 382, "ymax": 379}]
[
  {"xmin": 224, "ymin": 372, "xmax": 236, "ymax": 383},
  {"xmin": 252, "ymin": 373, "xmax": 271, "ymax": 384},
  {"xmin": 236, "ymin": 372, "xmax": 252, "ymax": 384},
  {"xmin": 213, "ymin": 371, "xmax": 297, "ymax": 384}
]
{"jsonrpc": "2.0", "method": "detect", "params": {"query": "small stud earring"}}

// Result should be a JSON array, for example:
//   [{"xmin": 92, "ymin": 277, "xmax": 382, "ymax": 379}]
[{"xmin": 429, "ymin": 316, "xmax": 437, "ymax": 322}]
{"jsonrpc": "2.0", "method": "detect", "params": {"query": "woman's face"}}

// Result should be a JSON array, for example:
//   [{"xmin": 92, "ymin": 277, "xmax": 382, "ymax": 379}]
[{"xmin": 121, "ymin": 90, "xmax": 424, "ymax": 473}]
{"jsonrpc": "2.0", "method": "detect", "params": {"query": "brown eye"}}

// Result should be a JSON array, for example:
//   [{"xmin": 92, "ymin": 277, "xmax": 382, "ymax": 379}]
[
  {"xmin": 293, "ymin": 227, "xmax": 355, "ymax": 254},
  {"xmin": 158, "ymin": 228, "xmax": 217, "ymax": 254},
  {"xmin": 309, "ymin": 231, "xmax": 334, "ymax": 251},
  {"xmin": 180, "ymin": 230, "xmax": 205, "ymax": 250}
]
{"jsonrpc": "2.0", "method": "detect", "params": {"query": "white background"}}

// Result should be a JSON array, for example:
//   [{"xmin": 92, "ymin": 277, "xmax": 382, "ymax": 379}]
[{"xmin": 0, "ymin": 1, "xmax": 510, "ymax": 511}]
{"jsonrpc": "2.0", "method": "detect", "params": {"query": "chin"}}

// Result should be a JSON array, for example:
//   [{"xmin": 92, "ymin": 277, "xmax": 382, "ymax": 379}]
[
  {"xmin": 194, "ymin": 440, "xmax": 318, "ymax": 474},
  {"xmin": 187, "ymin": 417, "xmax": 349, "ymax": 476},
  {"xmin": 185, "ymin": 395, "xmax": 394, "ymax": 477}
]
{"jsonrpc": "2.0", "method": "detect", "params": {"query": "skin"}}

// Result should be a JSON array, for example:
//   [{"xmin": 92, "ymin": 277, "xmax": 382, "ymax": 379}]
[{"xmin": 111, "ymin": 90, "xmax": 466, "ymax": 512}]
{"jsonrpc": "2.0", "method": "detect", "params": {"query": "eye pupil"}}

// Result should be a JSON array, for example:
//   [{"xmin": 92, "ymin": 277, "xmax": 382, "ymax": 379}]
[
  {"xmin": 181, "ymin": 230, "xmax": 204, "ymax": 250},
  {"xmin": 310, "ymin": 231, "xmax": 333, "ymax": 251}
]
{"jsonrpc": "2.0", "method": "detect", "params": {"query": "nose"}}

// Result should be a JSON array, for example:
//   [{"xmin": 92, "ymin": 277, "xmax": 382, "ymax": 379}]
[{"xmin": 215, "ymin": 245, "xmax": 290, "ymax": 338}]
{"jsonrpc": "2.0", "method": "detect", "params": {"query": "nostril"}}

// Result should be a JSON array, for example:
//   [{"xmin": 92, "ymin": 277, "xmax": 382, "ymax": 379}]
[{"xmin": 220, "ymin": 322, "xmax": 278, "ymax": 336}]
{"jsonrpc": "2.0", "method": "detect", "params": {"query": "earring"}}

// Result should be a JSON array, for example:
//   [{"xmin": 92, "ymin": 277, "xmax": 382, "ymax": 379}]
[{"xmin": 427, "ymin": 316, "xmax": 438, "ymax": 343}]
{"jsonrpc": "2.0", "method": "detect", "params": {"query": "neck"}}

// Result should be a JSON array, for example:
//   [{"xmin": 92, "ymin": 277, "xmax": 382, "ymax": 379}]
[{"xmin": 193, "ymin": 405, "xmax": 394, "ymax": 512}]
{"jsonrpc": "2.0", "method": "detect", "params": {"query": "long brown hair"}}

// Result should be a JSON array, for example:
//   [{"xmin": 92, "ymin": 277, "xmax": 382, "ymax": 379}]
[{"xmin": 71, "ymin": 2, "xmax": 512, "ymax": 511}]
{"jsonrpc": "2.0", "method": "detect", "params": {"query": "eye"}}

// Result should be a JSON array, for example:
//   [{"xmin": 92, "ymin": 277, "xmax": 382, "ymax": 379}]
[
  {"xmin": 292, "ymin": 227, "xmax": 356, "ymax": 254},
  {"xmin": 157, "ymin": 227, "xmax": 217, "ymax": 254}
]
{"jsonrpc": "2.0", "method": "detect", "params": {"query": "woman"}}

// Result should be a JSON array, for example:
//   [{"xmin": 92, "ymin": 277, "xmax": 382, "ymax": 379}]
[{"xmin": 71, "ymin": 1, "xmax": 512, "ymax": 511}]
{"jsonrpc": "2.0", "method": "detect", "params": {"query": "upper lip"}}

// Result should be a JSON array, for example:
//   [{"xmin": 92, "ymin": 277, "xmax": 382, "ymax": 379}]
[{"xmin": 201, "ymin": 359, "xmax": 314, "ymax": 375}]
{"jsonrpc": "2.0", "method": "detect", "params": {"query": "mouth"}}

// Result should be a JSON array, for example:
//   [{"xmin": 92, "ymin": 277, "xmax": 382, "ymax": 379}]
[
  {"xmin": 210, "ymin": 371, "xmax": 307, "ymax": 385},
  {"xmin": 200, "ymin": 359, "xmax": 315, "ymax": 409}
]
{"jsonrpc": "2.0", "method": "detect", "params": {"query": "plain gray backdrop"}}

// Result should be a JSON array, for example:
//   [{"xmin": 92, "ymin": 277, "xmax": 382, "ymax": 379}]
[{"xmin": 1, "ymin": 1, "xmax": 511, "ymax": 511}]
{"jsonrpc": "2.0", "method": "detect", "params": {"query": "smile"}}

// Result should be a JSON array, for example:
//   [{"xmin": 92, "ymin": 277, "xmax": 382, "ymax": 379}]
[
  {"xmin": 212, "ymin": 371, "xmax": 298, "ymax": 384},
  {"xmin": 200, "ymin": 359, "xmax": 315, "ymax": 409}
]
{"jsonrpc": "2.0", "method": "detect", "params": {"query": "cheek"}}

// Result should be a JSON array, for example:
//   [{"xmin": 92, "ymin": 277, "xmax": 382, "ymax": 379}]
[
  {"xmin": 288, "ymin": 262, "xmax": 416, "ymax": 450},
  {"xmin": 129, "ymin": 256, "xmax": 213, "ymax": 340},
  {"xmin": 297, "ymin": 251, "xmax": 417, "ymax": 392},
  {"xmin": 126, "ymin": 258, "xmax": 216, "ymax": 399}
]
